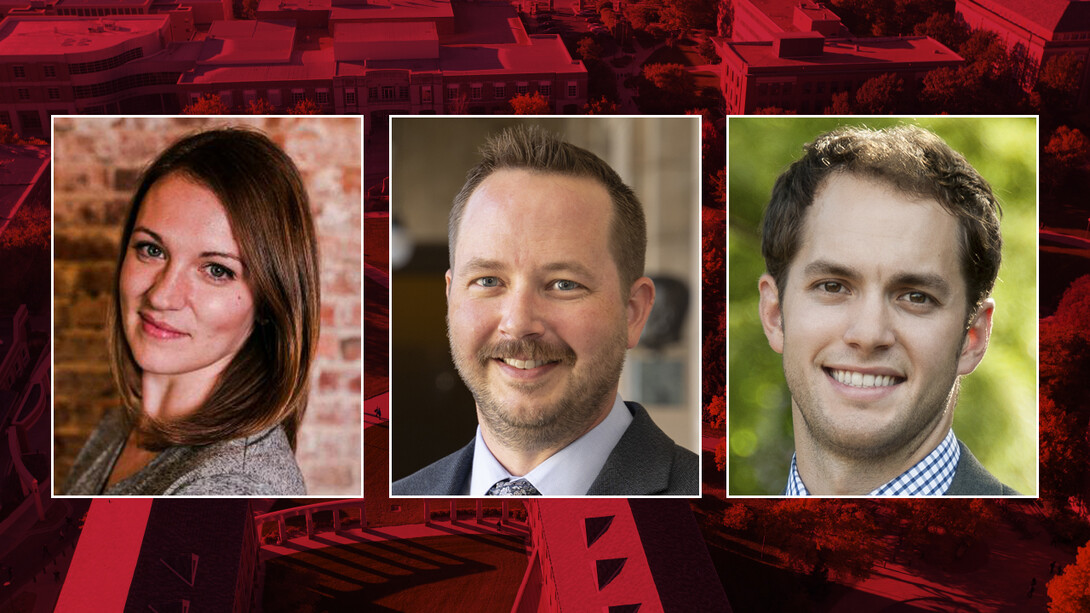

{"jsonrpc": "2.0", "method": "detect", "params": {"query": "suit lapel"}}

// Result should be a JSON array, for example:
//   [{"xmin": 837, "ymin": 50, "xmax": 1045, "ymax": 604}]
[{"xmin": 587, "ymin": 402, "xmax": 674, "ymax": 495}]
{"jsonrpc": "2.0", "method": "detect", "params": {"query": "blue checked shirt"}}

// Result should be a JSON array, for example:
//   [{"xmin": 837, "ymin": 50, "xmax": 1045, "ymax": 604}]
[{"xmin": 786, "ymin": 429, "xmax": 961, "ymax": 496}]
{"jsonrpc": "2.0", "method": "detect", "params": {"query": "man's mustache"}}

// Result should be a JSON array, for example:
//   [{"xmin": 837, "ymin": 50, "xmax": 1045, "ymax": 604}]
[{"xmin": 476, "ymin": 338, "xmax": 577, "ymax": 365}]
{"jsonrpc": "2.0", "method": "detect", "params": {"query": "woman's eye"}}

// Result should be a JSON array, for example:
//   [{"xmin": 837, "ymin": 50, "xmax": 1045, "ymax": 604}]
[
  {"xmin": 475, "ymin": 276, "xmax": 499, "ymax": 288},
  {"xmin": 554, "ymin": 279, "xmax": 581, "ymax": 291},
  {"xmin": 206, "ymin": 263, "xmax": 236, "ymax": 281},
  {"xmin": 136, "ymin": 242, "xmax": 164, "ymax": 258}
]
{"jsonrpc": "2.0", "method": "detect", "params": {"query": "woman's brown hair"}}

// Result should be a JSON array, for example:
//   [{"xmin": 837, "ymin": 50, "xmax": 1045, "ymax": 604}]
[{"xmin": 108, "ymin": 127, "xmax": 320, "ymax": 450}]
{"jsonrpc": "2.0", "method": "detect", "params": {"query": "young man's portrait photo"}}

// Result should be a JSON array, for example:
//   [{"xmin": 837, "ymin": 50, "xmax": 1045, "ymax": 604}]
[
  {"xmin": 389, "ymin": 116, "xmax": 702, "ymax": 497},
  {"xmin": 728, "ymin": 117, "xmax": 1037, "ymax": 497}
]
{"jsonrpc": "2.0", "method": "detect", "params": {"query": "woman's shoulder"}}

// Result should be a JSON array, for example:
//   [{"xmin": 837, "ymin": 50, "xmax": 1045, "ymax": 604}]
[
  {"xmin": 165, "ymin": 425, "xmax": 306, "ymax": 496},
  {"xmin": 62, "ymin": 409, "xmax": 130, "ymax": 495}
]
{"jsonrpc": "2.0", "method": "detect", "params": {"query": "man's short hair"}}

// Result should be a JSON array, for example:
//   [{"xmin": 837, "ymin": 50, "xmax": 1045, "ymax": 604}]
[
  {"xmin": 449, "ymin": 125, "xmax": 647, "ymax": 291},
  {"xmin": 761, "ymin": 124, "xmax": 1003, "ymax": 322}
]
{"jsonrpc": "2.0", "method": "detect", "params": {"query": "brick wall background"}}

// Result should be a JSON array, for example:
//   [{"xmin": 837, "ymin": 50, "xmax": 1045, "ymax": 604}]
[{"xmin": 53, "ymin": 116, "xmax": 362, "ymax": 495}]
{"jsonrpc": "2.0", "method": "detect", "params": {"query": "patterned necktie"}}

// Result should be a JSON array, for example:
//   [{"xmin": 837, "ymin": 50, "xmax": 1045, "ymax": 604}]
[{"xmin": 485, "ymin": 477, "xmax": 542, "ymax": 496}]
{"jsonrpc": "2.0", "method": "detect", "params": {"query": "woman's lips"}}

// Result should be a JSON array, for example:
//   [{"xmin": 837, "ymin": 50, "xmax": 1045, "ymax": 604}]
[{"xmin": 139, "ymin": 313, "xmax": 188, "ymax": 339}]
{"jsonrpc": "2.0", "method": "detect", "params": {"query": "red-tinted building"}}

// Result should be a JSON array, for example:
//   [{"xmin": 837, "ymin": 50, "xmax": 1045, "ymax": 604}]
[
  {"xmin": 716, "ymin": 33, "xmax": 963, "ymax": 114},
  {"xmin": 956, "ymin": 0, "xmax": 1090, "ymax": 104},
  {"xmin": 1, "ymin": 0, "xmax": 226, "ymax": 26},
  {"xmin": 731, "ymin": 0, "xmax": 847, "ymax": 43},
  {"xmin": 0, "ymin": 15, "xmax": 192, "ymax": 137},
  {"xmin": 0, "ymin": 0, "xmax": 586, "ymax": 136},
  {"xmin": 332, "ymin": 0, "xmax": 586, "ymax": 132},
  {"xmin": 716, "ymin": 0, "xmax": 963, "ymax": 114}
]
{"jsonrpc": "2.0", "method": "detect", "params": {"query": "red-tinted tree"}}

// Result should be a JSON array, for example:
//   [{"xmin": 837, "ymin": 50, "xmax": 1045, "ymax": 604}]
[
  {"xmin": 1045, "ymin": 126, "xmax": 1090, "ymax": 168},
  {"xmin": 288, "ymin": 98, "xmax": 321, "ymax": 115},
  {"xmin": 510, "ymin": 91, "xmax": 551, "ymax": 114},
  {"xmin": 722, "ymin": 502, "xmax": 754, "ymax": 530},
  {"xmin": 1048, "ymin": 541, "xmax": 1090, "ymax": 613},
  {"xmin": 705, "ymin": 394, "xmax": 725, "ymax": 428},
  {"xmin": 710, "ymin": 167, "xmax": 726, "ymax": 207},
  {"xmin": 246, "ymin": 98, "xmax": 275, "ymax": 115},
  {"xmin": 238, "ymin": 0, "xmax": 258, "ymax": 18},
  {"xmin": 885, "ymin": 499, "xmax": 997, "ymax": 563},
  {"xmin": 638, "ymin": 63, "xmax": 696, "ymax": 112},
  {"xmin": 583, "ymin": 95, "xmax": 619, "ymax": 114},
  {"xmin": 577, "ymin": 36, "xmax": 602, "ymax": 63},
  {"xmin": 762, "ymin": 499, "xmax": 883, "ymax": 581},
  {"xmin": 912, "ymin": 12, "xmax": 970, "ymax": 51},
  {"xmin": 600, "ymin": 7, "xmax": 618, "ymax": 30},
  {"xmin": 829, "ymin": 0, "xmax": 948, "ymax": 36},
  {"xmin": 716, "ymin": 0, "xmax": 731, "ymax": 37},
  {"xmin": 701, "ymin": 205, "xmax": 726, "ymax": 402},
  {"xmin": 923, "ymin": 29, "xmax": 1028, "ymax": 113},
  {"xmin": 657, "ymin": 0, "xmax": 717, "ymax": 40},
  {"xmin": 1040, "ymin": 394, "xmax": 1087, "ymax": 507},
  {"xmin": 827, "ymin": 72, "xmax": 908, "ymax": 114},
  {"xmin": 0, "ymin": 123, "xmax": 46, "ymax": 145},
  {"xmin": 697, "ymin": 37, "xmax": 721, "ymax": 64},
  {"xmin": 853, "ymin": 73, "xmax": 904, "ymax": 114},
  {"xmin": 0, "ymin": 200, "xmax": 49, "ymax": 250},
  {"xmin": 1039, "ymin": 276, "xmax": 1090, "ymax": 508},
  {"xmin": 825, "ymin": 91, "xmax": 850, "ymax": 114},
  {"xmin": 1036, "ymin": 53, "xmax": 1086, "ymax": 114},
  {"xmin": 753, "ymin": 106, "xmax": 797, "ymax": 114},
  {"xmin": 623, "ymin": 0, "xmax": 660, "ymax": 32},
  {"xmin": 643, "ymin": 62, "xmax": 694, "ymax": 91},
  {"xmin": 1043, "ymin": 126, "xmax": 1090, "ymax": 199},
  {"xmin": 183, "ymin": 94, "xmax": 230, "ymax": 114},
  {"xmin": 0, "ymin": 200, "xmax": 48, "ymax": 309}
]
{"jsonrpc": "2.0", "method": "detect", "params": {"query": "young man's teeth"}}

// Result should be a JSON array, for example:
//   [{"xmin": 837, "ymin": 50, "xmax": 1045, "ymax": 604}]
[
  {"xmin": 503, "ymin": 358, "xmax": 547, "ymax": 369},
  {"xmin": 832, "ymin": 369, "xmax": 897, "ymax": 388}
]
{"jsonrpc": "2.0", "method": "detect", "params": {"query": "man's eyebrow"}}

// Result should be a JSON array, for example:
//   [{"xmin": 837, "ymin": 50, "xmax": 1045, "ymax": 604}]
[
  {"xmin": 802, "ymin": 259, "xmax": 952, "ymax": 294},
  {"xmin": 540, "ymin": 261, "xmax": 597, "ymax": 279},
  {"xmin": 889, "ymin": 272, "xmax": 951, "ymax": 295},
  {"xmin": 801, "ymin": 259, "xmax": 859, "ymax": 280},
  {"xmin": 459, "ymin": 257, "xmax": 506, "ymax": 275},
  {"xmin": 458, "ymin": 257, "xmax": 597, "ymax": 279},
  {"xmin": 132, "ymin": 226, "xmax": 244, "ymax": 263}
]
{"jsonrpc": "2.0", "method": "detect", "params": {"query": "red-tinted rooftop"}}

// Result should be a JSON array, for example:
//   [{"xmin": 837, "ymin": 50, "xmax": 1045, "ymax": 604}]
[
  {"xmin": 960, "ymin": 0, "xmax": 1090, "ymax": 35},
  {"xmin": 745, "ymin": 0, "xmax": 840, "ymax": 32},
  {"xmin": 0, "ymin": 15, "xmax": 168, "ymax": 55},
  {"xmin": 257, "ymin": 0, "xmax": 330, "ymax": 13},
  {"xmin": 55, "ymin": 0, "xmax": 151, "ymax": 8},
  {"xmin": 199, "ymin": 19, "xmax": 295, "ymax": 64},
  {"xmin": 336, "ymin": 19, "xmax": 436, "ymax": 43},
  {"xmin": 727, "ymin": 35, "xmax": 963, "ymax": 69},
  {"xmin": 329, "ymin": 0, "xmax": 454, "ymax": 24}
]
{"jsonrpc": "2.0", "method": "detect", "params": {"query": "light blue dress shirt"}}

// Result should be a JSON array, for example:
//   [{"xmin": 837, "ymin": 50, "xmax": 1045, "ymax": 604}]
[{"xmin": 469, "ymin": 393, "xmax": 633, "ymax": 496}]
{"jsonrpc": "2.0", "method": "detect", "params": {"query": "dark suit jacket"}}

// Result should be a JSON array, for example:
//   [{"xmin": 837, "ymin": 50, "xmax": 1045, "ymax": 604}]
[
  {"xmin": 780, "ymin": 439, "xmax": 1020, "ymax": 496},
  {"xmin": 945, "ymin": 440, "xmax": 1020, "ymax": 495},
  {"xmin": 392, "ymin": 402, "xmax": 699, "ymax": 496}
]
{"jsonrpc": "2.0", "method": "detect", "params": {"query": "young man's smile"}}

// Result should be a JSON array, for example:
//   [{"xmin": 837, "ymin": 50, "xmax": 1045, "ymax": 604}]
[{"xmin": 760, "ymin": 173, "xmax": 992, "ymax": 463}]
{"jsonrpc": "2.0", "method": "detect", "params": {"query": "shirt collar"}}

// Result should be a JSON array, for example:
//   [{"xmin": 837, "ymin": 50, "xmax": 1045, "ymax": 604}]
[
  {"xmin": 470, "ymin": 394, "xmax": 633, "ymax": 496},
  {"xmin": 787, "ymin": 429, "xmax": 961, "ymax": 496}
]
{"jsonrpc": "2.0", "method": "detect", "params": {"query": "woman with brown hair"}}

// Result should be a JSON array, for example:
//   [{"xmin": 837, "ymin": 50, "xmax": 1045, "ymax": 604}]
[{"xmin": 62, "ymin": 127, "xmax": 320, "ymax": 495}]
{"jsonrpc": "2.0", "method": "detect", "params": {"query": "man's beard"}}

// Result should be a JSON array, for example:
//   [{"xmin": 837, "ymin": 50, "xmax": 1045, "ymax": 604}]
[{"xmin": 449, "ymin": 326, "xmax": 628, "ymax": 454}]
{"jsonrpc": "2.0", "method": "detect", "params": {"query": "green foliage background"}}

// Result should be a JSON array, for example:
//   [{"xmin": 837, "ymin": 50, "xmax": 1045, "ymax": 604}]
[{"xmin": 728, "ymin": 117, "xmax": 1038, "ymax": 495}]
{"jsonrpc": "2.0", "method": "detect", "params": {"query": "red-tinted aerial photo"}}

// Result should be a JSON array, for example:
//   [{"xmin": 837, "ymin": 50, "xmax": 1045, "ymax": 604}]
[{"xmin": 2, "ymin": 0, "xmax": 1089, "ymax": 610}]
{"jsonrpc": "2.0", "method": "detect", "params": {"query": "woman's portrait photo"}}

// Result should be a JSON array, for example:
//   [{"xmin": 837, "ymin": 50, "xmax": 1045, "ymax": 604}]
[{"xmin": 53, "ymin": 116, "xmax": 363, "ymax": 496}]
